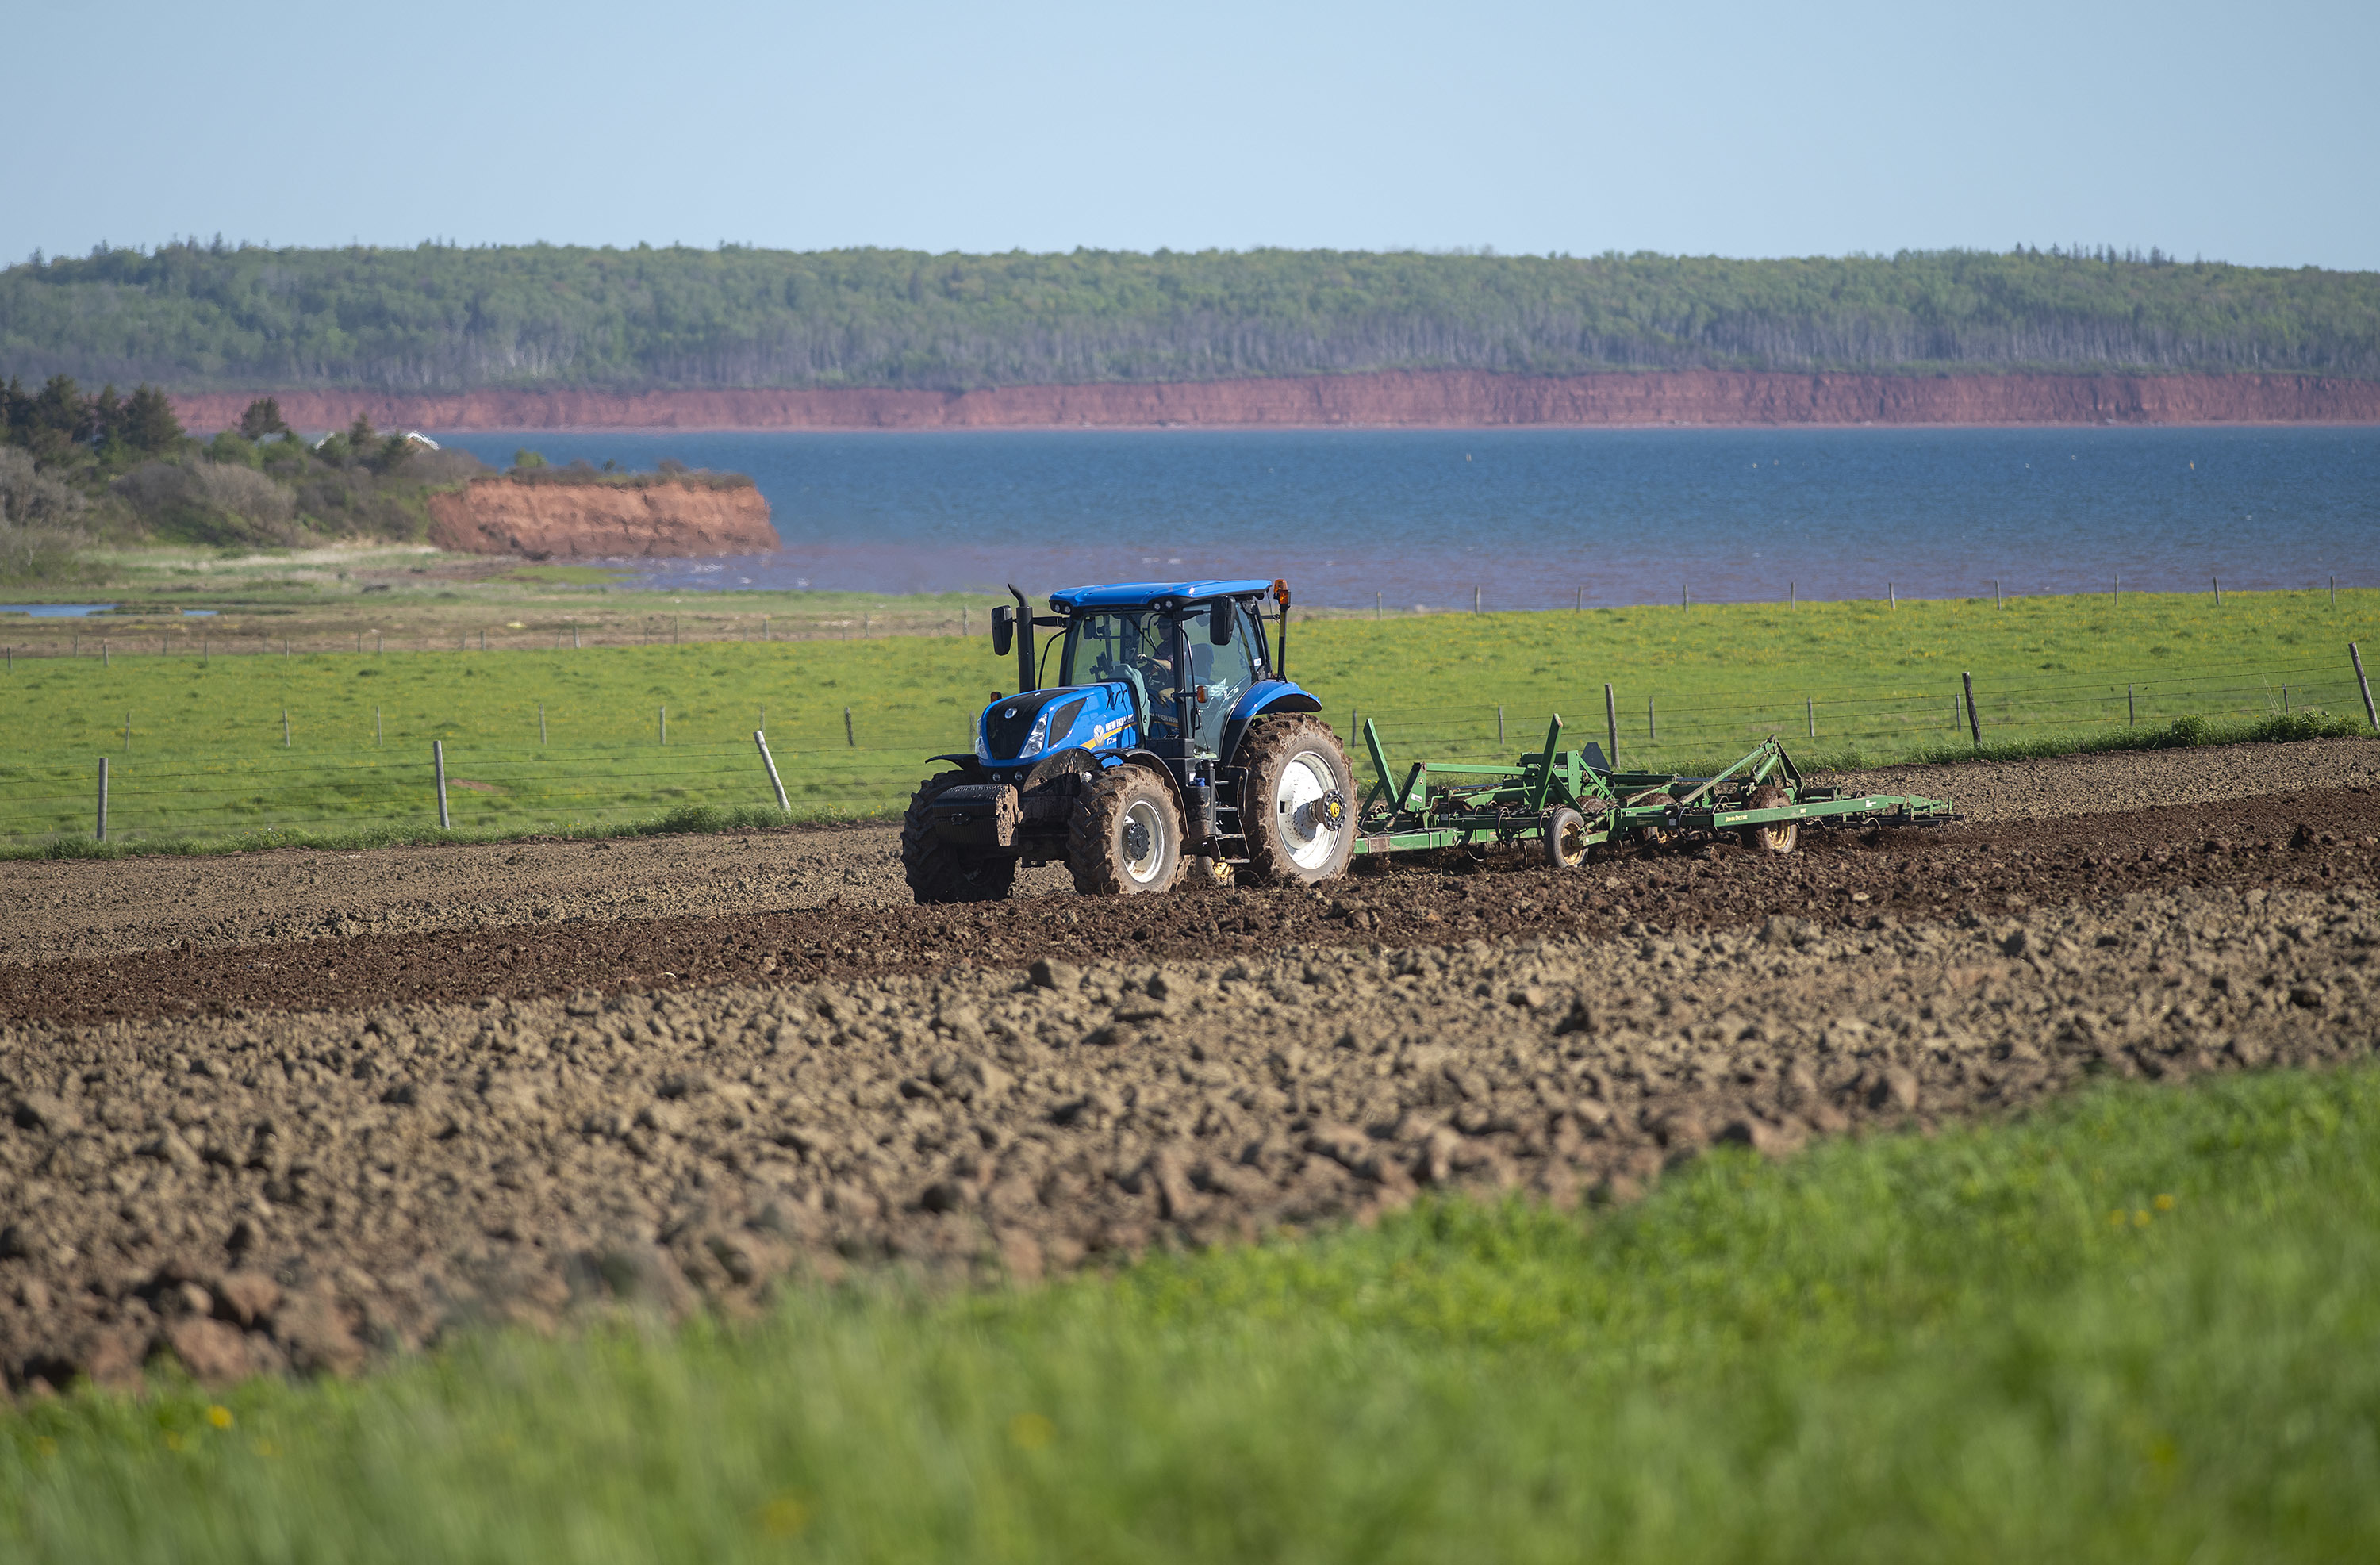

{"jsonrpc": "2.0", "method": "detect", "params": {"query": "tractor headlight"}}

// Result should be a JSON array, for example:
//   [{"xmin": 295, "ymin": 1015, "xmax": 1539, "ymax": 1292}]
[{"xmin": 975, "ymin": 706, "xmax": 1053, "ymax": 765}]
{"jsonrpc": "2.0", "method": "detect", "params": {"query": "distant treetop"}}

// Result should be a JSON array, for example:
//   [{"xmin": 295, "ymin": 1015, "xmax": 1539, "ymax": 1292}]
[{"xmin": 2, "ymin": 241, "xmax": 2373, "ymax": 389}]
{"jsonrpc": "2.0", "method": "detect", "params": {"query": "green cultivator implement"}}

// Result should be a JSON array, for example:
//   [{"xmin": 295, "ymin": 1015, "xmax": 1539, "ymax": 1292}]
[{"xmin": 1353, "ymin": 715, "xmax": 1956, "ymax": 866}]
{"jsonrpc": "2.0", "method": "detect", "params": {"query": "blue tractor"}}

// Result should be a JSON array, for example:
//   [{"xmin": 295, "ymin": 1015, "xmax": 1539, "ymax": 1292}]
[{"xmin": 903, "ymin": 578, "xmax": 1355, "ymax": 900}]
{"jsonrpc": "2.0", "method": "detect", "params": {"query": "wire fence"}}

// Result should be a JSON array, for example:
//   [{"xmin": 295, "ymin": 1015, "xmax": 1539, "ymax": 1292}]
[
  {"xmin": 3, "ymin": 651, "xmax": 2374, "ymax": 849},
  {"xmin": 1351, "ymin": 655, "xmax": 2377, "ymax": 770}
]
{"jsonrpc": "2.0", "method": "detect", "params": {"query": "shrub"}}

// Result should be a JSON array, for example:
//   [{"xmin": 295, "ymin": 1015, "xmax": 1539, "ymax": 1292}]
[
  {"xmin": 111, "ymin": 459, "xmax": 297, "ymax": 547},
  {"xmin": 0, "ymin": 446, "xmax": 87, "ymax": 581},
  {"xmin": 205, "ymin": 429, "xmax": 262, "ymax": 469}
]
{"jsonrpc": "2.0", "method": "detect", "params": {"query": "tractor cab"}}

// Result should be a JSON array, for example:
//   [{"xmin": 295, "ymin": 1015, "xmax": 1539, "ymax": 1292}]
[{"xmin": 904, "ymin": 578, "xmax": 1357, "ymax": 902}]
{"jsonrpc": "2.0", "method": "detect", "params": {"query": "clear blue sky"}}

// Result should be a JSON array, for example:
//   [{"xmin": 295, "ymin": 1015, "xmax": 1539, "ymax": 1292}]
[{"xmin": 10, "ymin": 0, "xmax": 2374, "ymax": 270}]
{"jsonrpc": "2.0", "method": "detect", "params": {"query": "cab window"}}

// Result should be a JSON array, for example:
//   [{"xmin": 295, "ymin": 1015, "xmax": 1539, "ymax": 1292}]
[{"xmin": 1060, "ymin": 610, "xmax": 1173, "ymax": 730}]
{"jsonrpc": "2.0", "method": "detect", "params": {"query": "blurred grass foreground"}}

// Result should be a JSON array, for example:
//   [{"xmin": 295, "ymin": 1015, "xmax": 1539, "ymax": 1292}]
[{"xmin": 5, "ymin": 1063, "xmax": 2378, "ymax": 1560}]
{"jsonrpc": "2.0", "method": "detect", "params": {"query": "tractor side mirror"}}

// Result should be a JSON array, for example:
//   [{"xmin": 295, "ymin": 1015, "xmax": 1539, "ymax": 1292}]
[
  {"xmin": 1207, "ymin": 606, "xmax": 1233, "ymax": 646},
  {"xmin": 991, "ymin": 605, "xmax": 1014, "ymax": 658}
]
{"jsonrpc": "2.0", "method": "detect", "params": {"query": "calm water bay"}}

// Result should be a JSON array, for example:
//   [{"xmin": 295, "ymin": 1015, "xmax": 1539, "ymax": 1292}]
[{"xmin": 434, "ymin": 425, "xmax": 2379, "ymax": 611}]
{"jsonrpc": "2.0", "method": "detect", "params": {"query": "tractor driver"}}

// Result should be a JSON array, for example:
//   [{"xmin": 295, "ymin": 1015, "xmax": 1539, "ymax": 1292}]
[
  {"xmin": 1080, "ymin": 610, "xmax": 1180, "ymax": 741},
  {"xmin": 1133, "ymin": 625, "xmax": 1182, "ymax": 740}
]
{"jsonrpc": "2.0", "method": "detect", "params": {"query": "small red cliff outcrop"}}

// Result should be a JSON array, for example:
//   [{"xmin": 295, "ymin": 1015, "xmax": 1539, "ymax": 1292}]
[{"xmin": 424, "ymin": 478, "xmax": 778, "ymax": 558}]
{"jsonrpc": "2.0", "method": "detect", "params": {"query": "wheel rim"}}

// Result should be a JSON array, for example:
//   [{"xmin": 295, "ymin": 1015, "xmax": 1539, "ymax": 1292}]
[
  {"xmin": 1273, "ymin": 750, "xmax": 1339, "ymax": 870},
  {"xmin": 1121, "ymin": 799, "xmax": 1168, "ymax": 884},
  {"xmin": 1556, "ymin": 817, "xmax": 1586, "ymax": 866}
]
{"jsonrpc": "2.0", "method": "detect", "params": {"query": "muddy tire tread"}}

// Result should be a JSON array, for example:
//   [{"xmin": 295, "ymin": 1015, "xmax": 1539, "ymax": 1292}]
[
  {"xmin": 1068, "ymin": 766, "xmax": 1184, "ymax": 896},
  {"xmin": 901, "ymin": 773, "xmax": 1020, "ymax": 903},
  {"xmin": 1237, "ymin": 715, "xmax": 1357, "ymax": 886}
]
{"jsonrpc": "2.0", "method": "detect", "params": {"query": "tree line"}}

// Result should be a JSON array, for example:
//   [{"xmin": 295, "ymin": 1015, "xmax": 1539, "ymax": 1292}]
[{"xmin": 2, "ymin": 242, "xmax": 2374, "ymax": 392}]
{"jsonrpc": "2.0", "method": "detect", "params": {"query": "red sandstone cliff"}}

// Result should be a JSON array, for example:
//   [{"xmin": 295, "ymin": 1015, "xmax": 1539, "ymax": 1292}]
[
  {"xmin": 424, "ymin": 478, "xmax": 778, "ymax": 558},
  {"xmin": 175, "ymin": 370, "xmax": 2380, "ymax": 435}
]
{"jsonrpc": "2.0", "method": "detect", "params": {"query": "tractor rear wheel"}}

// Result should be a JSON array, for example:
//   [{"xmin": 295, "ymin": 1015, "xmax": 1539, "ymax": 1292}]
[
  {"xmin": 1740, "ymin": 784, "xmax": 1798, "ymax": 854},
  {"xmin": 902, "ymin": 773, "xmax": 1020, "ymax": 903},
  {"xmin": 1238, "ymin": 715, "xmax": 1357, "ymax": 885},
  {"xmin": 1069, "ymin": 765, "xmax": 1184, "ymax": 896}
]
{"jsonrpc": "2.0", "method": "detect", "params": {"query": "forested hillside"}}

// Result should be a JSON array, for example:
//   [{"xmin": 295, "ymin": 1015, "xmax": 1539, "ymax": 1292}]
[{"xmin": 3, "ymin": 241, "xmax": 2374, "ymax": 392}]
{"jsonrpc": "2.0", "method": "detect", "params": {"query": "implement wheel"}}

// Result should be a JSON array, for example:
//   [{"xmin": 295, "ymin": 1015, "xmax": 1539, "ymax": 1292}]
[
  {"xmin": 1069, "ymin": 765, "xmax": 1184, "ymax": 896},
  {"xmin": 1238, "ymin": 715, "xmax": 1357, "ymax": 885},
  {"xmin": 1741, "ymin": 784, "xmax": 1798, "ymax": 854},
  {"xmin": 901, "ymin": 773, "xmax": 1020, "ymax": 903},
  {"xmin": 1542, "ymin": 805, "xmax": 1590, "ymax": 869},
  {"xmin": 1633, "ymin": 792, "xmax": 1679, "ymax": 847}
]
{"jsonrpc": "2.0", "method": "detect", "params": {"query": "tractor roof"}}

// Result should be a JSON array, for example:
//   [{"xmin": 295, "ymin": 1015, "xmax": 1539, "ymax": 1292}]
[{"xmin": 1047, "ymin": 579, "xmax": 1274, "ymax": 612}]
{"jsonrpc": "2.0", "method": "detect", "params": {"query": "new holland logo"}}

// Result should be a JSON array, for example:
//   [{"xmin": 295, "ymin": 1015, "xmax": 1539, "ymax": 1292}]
[
  {"xmin": 1004, "ymin": 708, "xmax": 1018, "ymax": 719},
  {"xmin": 1092, "ymin": 716, "xmax": 1130, "ymax": 743}
]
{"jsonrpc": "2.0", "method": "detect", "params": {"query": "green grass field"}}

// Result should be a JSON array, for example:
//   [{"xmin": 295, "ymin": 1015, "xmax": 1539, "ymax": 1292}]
[
  {"xmin": 6, "ymin": 1063, "xmax": 2377, "ymax": 1561},
  {"xmin": 3, "ymin": 587, "xmax": 2374, "ymax": 849}
]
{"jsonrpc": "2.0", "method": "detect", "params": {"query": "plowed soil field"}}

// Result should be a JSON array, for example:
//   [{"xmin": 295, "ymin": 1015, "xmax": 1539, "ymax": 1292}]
[{"xmin": 2, "ymin": 739, "xmax": 2375, "ymax": 1393}]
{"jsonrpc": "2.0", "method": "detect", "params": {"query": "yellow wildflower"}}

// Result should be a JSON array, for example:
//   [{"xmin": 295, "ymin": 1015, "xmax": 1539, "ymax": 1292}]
[{"xmin": 758, "ymin": 1495, "xmax": 811, "ymax": 1539}]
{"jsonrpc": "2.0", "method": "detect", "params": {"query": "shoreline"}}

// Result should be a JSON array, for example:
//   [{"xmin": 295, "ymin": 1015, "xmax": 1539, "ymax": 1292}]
[{"xmin": 167, "ymin": 369, "xmax": 2380, "ymax": 434}]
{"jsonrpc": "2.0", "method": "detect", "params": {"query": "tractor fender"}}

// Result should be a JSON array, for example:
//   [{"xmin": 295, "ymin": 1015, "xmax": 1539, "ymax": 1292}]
[
  {"xmin": 1102, "ymin": 748, "xmax": 1184, "ymax": 801},
  {"xmin": 1218, "ymin": 681, "xmax": 1324, "ymax": 768},
  {"xmin": 1019, "ymin": 747, "xmax": 1099, "ymax": 792}
]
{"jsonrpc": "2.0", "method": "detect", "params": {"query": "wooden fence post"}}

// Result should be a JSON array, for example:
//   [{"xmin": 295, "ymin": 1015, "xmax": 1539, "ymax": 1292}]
[
  {"xmin": 844, "ymin": 707, "xmax": 855, "ymax": 747},
  {"xmin": 433, "ymin": 740, "xmax": 450, "ymax": 829},
  {"xmin": 2352, "ymin": 643, "xmax": 2378, "ymax": 731},
  {"xmin": 1962, "ymin": 671, "xmax": 1981, "ymax": 748},
  {"xmin": 95, "ymin": 756, "xmax": 108, "ymax": 843},
  {"xmin": 1604, "ymin": 683, "xmax": 1618, "ymax": 765}
]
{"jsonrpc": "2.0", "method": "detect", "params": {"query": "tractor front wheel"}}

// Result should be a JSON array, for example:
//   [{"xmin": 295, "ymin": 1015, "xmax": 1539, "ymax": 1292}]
[
  {"xmin": 1069, "ymin": 765, "xmax": 1184, "ymax": 895},
  {"xmin": 901, "ymin": 773, "xmax": 1020, "ymax": 903},
  {"xmin": 1238, "ymin": 715, "xmax": 1357, "ymax": 885}
]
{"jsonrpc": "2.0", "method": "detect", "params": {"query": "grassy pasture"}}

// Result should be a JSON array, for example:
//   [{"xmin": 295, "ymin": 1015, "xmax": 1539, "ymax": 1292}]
[
  {"xmin": 2, "ymin": 587, "xmax": 2374, "ymax": 849},
  {"xmin": 6, "ymin": 1063, "xmax": 2378, "ymax": 1560}
]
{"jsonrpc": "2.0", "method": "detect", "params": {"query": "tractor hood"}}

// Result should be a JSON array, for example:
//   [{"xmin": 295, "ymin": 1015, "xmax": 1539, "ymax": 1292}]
[{"xmin": 975, "ymin": 683, "xmax": 1138, "ymax": 767}]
